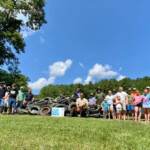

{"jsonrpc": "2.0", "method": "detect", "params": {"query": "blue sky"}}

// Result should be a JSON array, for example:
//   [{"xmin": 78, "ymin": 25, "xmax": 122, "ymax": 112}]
[{"xmin": 17, "ymin": 0, "xmax": 150, "ymax": 94}]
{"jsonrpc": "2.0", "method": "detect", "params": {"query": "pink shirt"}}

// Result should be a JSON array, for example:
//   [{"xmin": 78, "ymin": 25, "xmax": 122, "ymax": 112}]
[{"xmin": 133, "ymin": 95, "xmax": 143, "ymax": 105}]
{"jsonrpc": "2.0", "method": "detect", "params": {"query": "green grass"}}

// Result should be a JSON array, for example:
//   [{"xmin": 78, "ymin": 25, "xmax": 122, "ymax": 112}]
[{"xmin": 0, "ymin": 116, "xmax": 150, "ymax": 150}]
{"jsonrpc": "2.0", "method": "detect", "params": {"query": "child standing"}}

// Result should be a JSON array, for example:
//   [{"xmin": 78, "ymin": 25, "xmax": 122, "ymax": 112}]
[
  {"xmin": 102, "ymin": 99, "xmax": 109, "ymax": 119},
  {"xmin": 116, "ymin": 96, "xmax": 123, "ymax": 120}
]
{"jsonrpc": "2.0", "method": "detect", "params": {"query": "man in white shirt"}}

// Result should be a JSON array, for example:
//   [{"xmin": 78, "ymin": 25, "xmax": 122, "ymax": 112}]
[{"xmin": 116, "ymin": 87, "xmax": 128, "ymax": 120}]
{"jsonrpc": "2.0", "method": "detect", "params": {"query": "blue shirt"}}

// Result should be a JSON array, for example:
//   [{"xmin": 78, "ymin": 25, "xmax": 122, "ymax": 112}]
[
  {"xmin": 103, "ymin": 102, "xmax": 109, "ymax": 111},
  {"xmin": 89, "ymin": 97, "xmax": 95, "ymax": 104},
  {"xmin": 74, "ymin": 92, "xmax": 81, "ymax": 98}
]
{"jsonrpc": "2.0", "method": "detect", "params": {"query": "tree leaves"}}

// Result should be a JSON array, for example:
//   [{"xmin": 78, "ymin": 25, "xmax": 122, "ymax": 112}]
[{"xmin": 0, "ymin": 0, "xmax": 47, "ymax": 71}]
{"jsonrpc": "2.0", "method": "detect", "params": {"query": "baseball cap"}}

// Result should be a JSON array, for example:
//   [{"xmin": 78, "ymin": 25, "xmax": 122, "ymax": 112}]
[
  {"xmin": 146, "ymin": 86, "xmax": 150, "ymax": 89},
  {"xmin": 133, "ymin": 88, "xmax": 136, "ymax": 90},
  {"xmin": 128, "ymin": 88, "xmax": 132, "ymax": 91}
]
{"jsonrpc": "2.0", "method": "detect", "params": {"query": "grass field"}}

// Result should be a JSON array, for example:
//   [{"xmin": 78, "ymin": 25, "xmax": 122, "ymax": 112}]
[{"xmin": 0, "ymin": 116, "xmax": 150, "ymax": 150}]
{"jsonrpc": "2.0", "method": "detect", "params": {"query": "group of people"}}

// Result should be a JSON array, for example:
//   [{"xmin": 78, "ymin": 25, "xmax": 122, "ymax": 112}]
[
  {"xmin": 1, "ymin": 81, "xmax": 150, "ymax": 122},
  {"xmin": 74, "ymin": 87, "xmax": 150, "ymax": 122},
  {"xmin": 0, "ymin": 82, "xmax": 34, "ymax": 114}
]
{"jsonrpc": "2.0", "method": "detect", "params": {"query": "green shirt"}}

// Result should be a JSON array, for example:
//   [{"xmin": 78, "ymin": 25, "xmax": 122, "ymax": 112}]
[
  {"xmin": 128, "ymin": 94, "xmax": 133, "ymax": 105},
  {"xmin": 18, "ymin": 90, "xmax": 26, "ymax": 101},
  {"xmin": 95, "ymin": 92, "xmax": 105, "ymax": 105}
]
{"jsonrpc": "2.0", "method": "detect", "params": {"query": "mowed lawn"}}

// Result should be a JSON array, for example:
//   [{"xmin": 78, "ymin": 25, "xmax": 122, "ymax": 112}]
[{"xmin": 0, "ymin": 116, "xmax": 150, "ymax": 150}]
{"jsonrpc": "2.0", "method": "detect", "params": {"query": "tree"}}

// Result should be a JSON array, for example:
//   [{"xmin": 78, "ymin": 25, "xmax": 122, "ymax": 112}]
[
  {"xmin": 0, "ymin": 69, "xmax": 29, "ymax": 90},
  {"xmin": 0, "ymin": 0, "xmax": 47, "ymax": 71}
]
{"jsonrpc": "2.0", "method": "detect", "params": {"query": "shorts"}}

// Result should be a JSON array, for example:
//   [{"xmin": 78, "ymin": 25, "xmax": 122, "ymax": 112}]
[
  {"xmin": 116, "ymin": 107, "xmax": 122, "ymax": 111},
  {"xmin": 122, "ymin": 102, "xmax": 126, "ymax": 111},
  {"xmin": 108, "ymin": 104, "xmax": 113, "ymax": 111},
  {"xmin": 126, "ymin": 105, "xmax": 134, "ymax": 111},
  {"xmin": 135, "ymin": 102, "xmax": 142, "ymax": 108},
  {"xmin": 8, "ymin": 99, "xmax": 16, "ymax": 108}
]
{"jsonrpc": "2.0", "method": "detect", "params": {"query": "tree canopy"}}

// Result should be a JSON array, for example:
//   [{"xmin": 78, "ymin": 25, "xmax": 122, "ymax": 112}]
[
  {"xmin": 0, "ymin": 0, "xmax": 47, "ymax": 71},
  {"xmin": 38, "ymin": 77, "xmax": 150, "ymax": 99},
  {"xmin": 0, "ymin": 69, "xmax": 29, "ymax": 91}
]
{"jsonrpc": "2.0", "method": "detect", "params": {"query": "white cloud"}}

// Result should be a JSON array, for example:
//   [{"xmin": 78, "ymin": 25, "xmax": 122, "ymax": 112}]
[
  {"xmin": 28, "ymin": 77, "xmax": 55, "ymax": 90},
  {"xmin": 40, "ymin": 36, "xmax": 45, "ymax": 44},
  {"xmin": 73, "ymin": 78, "xmax": 82, "ymax": 84},
  {"xmin": 79, "ymin": 62, "xmax": 84, "ymax": 68},
  {"xmin": 84, "ymin": 76, "xmax": 93, "ymax": 84},
  {"xmin": 117, "ymin": 75, "xmax": 126, "ymax": 81},
  {"xmin": 28, "ymin": 59, "xmax": 72, "ymax": 90},
  {"xmin": 84, "ymin": 64, "xmax": 118, "ymax": 84},
  {"xmin": 49, "ymin": 59, "xmax": 72, "ymax": 77},
  {"xmin": 21, "ymin": 27, "xmax": 35, "ymax": 38},
  {"xmin": 17, "ymin": 13, "xmax": 29, "ymax": 23}
]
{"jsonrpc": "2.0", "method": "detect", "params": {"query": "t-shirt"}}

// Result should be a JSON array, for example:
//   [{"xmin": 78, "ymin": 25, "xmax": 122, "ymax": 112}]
[
  {"xmin": 95, "ymin": 92, "xmax": 105, "ymax": 105},
  {"xmin": 142, "ymin": 94, "xmax": 150, "ymax": 108},
  {"xmin": 74, "ymin": 92, "xmax": 81, "ymax": 98},
  {"xmin": 106, "ymin": 95, "xmax": 114, "ymax": 105},
  {"xmin": 128, "ymin": 94, "xmax": 133, "ymax": 105},
  {"xmin": 76, "ymin": 98, "xmax": 88, "ymax": 107},
  {"xmin": 18, "ymin": 90, "xmax": 26, "ymax": 101},
  {"xmin": 103, "ymin": 102, "xmax": 109, "ymax": 111},
  {"xmin": 9, "ymin": 89, "xmax": 18, "ymax": 99},
  {"xmin": 89, "ymin": 97, "xmax": 95, "ymax": 104},
  {"xmin": 116, "ymin": 92, "xmax": 127, "ymax": 103},
  {"xmin": 133, "ymin": 95, "xmax": 143, "ymax": 105},
  {"xmin": 0, "ymin": 87, "xmax": 6, "ymax": 99},
  {"xmin": 26, "ymin": 93, "xmax": 34, "ymax": 102},
  {"xmin": 116, "ymin": 100, "xmax": 122, "ymax": 108}
]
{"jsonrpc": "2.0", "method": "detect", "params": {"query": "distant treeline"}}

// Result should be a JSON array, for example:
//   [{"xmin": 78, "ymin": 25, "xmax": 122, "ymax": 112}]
[{"xmin": 38, "ymin": 77, "xmax": 150, "ymax": 99}]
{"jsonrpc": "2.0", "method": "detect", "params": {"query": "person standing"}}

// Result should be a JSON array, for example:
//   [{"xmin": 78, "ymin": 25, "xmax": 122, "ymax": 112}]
[
  {"xmin": 26, "ymin": 89, "xmax": 35, "ymax": 103},
  {"xmin": 116, "ymin": 87, "xmax": 128, "ymax": 120},
  {"xmin": 132, "ymin": 88, "xmax": 137, "ymax": 96},
  {"xmin": 0, "ymin": 82, "xmax": 7, "ymax": 114},
  {"xmin": 142, "ymin": 89, "xmax": 150, "ymax": 122},
  {"xmin": 116, "ymin": 96, "xmax": 123, "ymax": 120},
  {"xmin": 76, "ymin": 93, "xmax": 89, "ymax": 117},
  {"xmin": 106, "ymin": 90, "xmax": 114, "ymax": 119},
  {"xmin": 133, "ymin": 90, "xmax": 143, "ymax": 122},
  {"xmin": 3, "ymin": 86, "xmax": 11, "ymax": 113},
  {"xmin": 16, "ymin": 86, "xmax": 26, "ymax": 109},
  {"xmin": 126, "ymin": 88, "xmax": 134, "ymax": 120},
  {"xmin": 8, "ymin": 84, "xmax": 18, "ymax": 114},
  {"xmin": 95, "ymin": 88, "xmax": 105, "ymax": 111},
  {"xmin": 146, "ymin": 86, "xmax": 150, "ymax": 94},
  {"xmin": 73, "ymin": 88, "xmax": 81, "ymax": 98},
  {"xmin": 112, "ymin": 89, "xmax": 117, "ymax": 119},
  {"xmin": 102, "ymin": 99, "xmax": 109, "ymax": 119}
]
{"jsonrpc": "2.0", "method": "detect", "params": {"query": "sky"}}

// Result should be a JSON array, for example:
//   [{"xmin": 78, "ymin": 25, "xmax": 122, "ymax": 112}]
[{"xmin": 16, "ymin": 0, "xmax": 150, "ymax": 94}]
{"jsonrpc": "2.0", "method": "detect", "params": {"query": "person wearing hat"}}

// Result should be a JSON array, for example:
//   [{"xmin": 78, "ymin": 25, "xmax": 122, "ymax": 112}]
[
  {"xmin": 7, "ymin": 84, "xmax": 18, "ymax": 114},
  {"xmin": 16, "ymin": 86, "xmax": 26, "ymax": 109},
  {"xmin": 126, "ymin": 88, "xmax": 134, "ymax": 120},
  {"xmin": 146, "ymin": 86, "xmax": 150, "ymax": 94},
  {"xmin": 95, "ymin": 88, "xmax": 105, "ymax": 111},
  {"xmin": 132, "ymin": 88, "xmax": 137, "ymax": 96},
  {"xmin": 89, "ymin": 93, "xmax": 96, "ymax": 105},
  {"xmin": 0, "ymin": 82, "xmax": 7, "ymax": 114}
]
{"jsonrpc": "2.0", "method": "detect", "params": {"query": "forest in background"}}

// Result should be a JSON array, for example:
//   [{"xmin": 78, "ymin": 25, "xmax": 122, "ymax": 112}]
[{"xmin": 37, "ymin": 76, "xmax": 150, "ymax": 99}]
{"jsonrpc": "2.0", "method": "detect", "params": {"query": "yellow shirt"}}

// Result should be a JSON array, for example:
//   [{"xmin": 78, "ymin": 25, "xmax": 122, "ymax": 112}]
[{"xmin": 76, "ymin": 98, "xmax": 88, "ymax": 107}]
